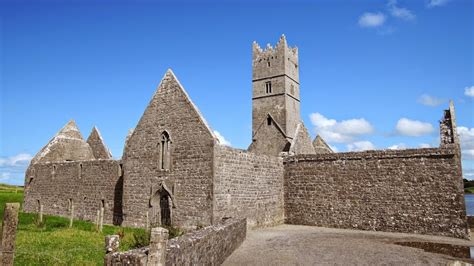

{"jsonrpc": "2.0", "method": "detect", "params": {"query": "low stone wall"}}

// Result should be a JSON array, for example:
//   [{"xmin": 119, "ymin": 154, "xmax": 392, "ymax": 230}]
[
  {"xmin": 105, "ymin": 218, "xmax": 246, "ymax": 266},
  {"xmin": 23, "ymin": 160, "xmax": 123, "ymax": 225},
  {"xmin": 284, "ymin": 148, "xmax": 469, "ymax": 239},
  {"xmin": 213, "ymin": 145, "xmax": 284, "ymax": 228}
]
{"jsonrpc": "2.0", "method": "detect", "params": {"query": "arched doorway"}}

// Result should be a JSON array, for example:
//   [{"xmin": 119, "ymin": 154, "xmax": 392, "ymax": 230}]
[{"xmin": 150, "ymin": 186, "xmax": 172, "ymax": 227}]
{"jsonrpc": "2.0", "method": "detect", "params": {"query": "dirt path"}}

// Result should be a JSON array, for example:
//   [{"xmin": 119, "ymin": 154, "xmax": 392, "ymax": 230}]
[{"xmin": 224, "ymin": 225, "xmax": 474, "ymax": 265}]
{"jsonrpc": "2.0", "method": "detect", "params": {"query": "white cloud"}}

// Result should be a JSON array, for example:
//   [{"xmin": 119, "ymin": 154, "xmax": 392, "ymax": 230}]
[
  {"xmin": 0, "ymin": 153, "xmax": 33, "ymax": 167},
  {"xmin": 347, "ymin": 141, "xmax": 376, "ymax": 151},
  {"xmin": 388, "ymin": 0, "xmax": 416, "ymax": 21},
  {"xmin": 213, "ymin": 130, "xmax": 231, "ymax": 146},
  {"xmin": 427, "ymin": 0, "xmax": 450, "ymax": 8},
  {"xmin": 310, "ymin": 113, "xmax": 374, "ymax": 143},
  {"xmin": 418, "ymin": 94, "xmax": 445, "ymax": 107},
  {"xmin": 395, "ymin": 118, "xmax": 434, "ymax": 136},
  {"xmin": 0, "ymin": 153, "xmax": 33, "ymax": 185},
  {"xmin": 464, "ymin": 86, "xmax": 474, "ymax": 97},
  {"xmin": 358, "ymin": 12, "xmax": 386, "ymax": 28},
  {"xmin": 465, "ymin": 169, "xmax": 474, "ymax": 179},
  {"xmin": 419, "ymin": 143, "xmax": 432, "ymax": 148},
  {"xmin": 388, "ymin": 143, "xmax": 408, "ymax": 150},
  {"xmin": 458, "ymin": 126, "xmax": 474, "ymax": 160},
  {"xmin": 0, "ymin": 172, "xmax": 11, "ymax": 180}
]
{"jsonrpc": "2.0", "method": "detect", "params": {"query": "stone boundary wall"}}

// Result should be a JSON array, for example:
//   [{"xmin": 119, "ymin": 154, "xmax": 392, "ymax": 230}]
[
  {"xmin": 213, "ymin": 145, "xmax": 284, "ymax": 228},
  {"xmin": 105, "ymin": 218, "xmax": 246, "ymax": 265},
  {"xmin": 284, "ymin": 148, "xmax": 469, "ymax": 239},
  {"xmin": 23, "ymin": 160, "xmax": 123, "ymax": 225}
]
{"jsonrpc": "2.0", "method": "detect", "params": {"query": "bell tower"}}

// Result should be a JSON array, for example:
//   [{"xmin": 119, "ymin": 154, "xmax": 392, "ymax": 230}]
[{"xmin": 252, "ymin": 35, "xmax": 300, "ymax": 142}]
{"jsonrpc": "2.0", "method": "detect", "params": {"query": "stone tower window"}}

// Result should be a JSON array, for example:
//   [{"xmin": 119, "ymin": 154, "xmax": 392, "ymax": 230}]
[
  {"xmin": 79, "ymin": 163, "xmax": 83, "ymax": 179},
  {"xmin": 159, "ymin": 131, "xmax": 171, "ymax": 170},
  {"xmin": 267, "ymin": 60, "xmax": 271, "ymax": 67},
  {"xmin": 265, "ymin": 82, "xmax": 272, "ymax": 94},
  {"xmin": 267, "ymin": 117, "xmax": 272, "ymax": 126}
]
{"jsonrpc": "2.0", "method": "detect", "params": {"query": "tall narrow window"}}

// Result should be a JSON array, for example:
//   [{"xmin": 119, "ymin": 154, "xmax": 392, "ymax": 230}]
[
  {"xmin": 267, "ymin": 117, "xmax": 272, "ymax": 126},
  {"xmin": 159, "ymin": 131, "xmax": 171, "ymax": 170},
  {"xmin": 265, "ymin": 81, "xmax": 272, "ymax": 94}
]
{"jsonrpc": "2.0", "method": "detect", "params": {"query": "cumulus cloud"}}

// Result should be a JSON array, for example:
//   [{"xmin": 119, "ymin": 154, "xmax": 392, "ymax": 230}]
[
  {"xmin": 395, "ymin": 118, "xmax": 434, "ymax": 137},
  {"xmin": 465, "ymin": 168, "xmax": 474, "ymax": 179},
  {"xmin": 347, "ymin": 141, "xmax": 376, "ymax": 151},
  {"xmin": 418, "ymin": 94, "xmax": 445, "ymax": 107},
  {"xmin": 310, "ymin": 113, "xmax": 374, "ymax": 143},
  {"xmin": 0, "ymin": 153, "xmax": 33, "ymax": 185},
  {"xmin": 388, "ymin": 143, "xmax": 408, "ymax": 150},
  {"xmin": 0, "ymin": 153, "xmax": 33, "ymax": 167},
  {"xmin": 458, "ymin": 126, "xmax": 474, "ymax": 160},
  {"xmin": 388, "ymin": 0, "xmax": 416, "ymax": 21},
  {"xmin": 213, "ymin": 130, "xmax": 231, "ymax": 146},
  {"xmin": 0, "ymin": 172, "xmax": 11, "ymax": 180},
  {"xmin": 427, "ymin": 0, "xmax": 450, "ymax": 8},
  {"xmin": 465, "ymin": 86, "xmax": 474, "ymax": 97},
  {"xmin": 419, "ymin": 143, "xmax": 432, "ymax": 148},
  {"xmin": 358, "ymin": 12, "xmax": 386, "ymax": 28}
]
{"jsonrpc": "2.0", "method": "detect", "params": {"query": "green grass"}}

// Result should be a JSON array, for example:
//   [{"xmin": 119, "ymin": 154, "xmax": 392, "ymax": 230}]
[
  {"xmin": 465, "ymin": 187, "xmax": 474, "ymax": 194},
  {"xmin": 0, "ymin": 184, "xmax": 147, "ymax": 266}
]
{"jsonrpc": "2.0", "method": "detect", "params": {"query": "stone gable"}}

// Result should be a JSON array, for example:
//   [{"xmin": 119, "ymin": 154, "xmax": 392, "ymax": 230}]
[
  {"xmin": 86, "ymin": 127, "xmax": 112, "ymax": 160},
  {"xmin": 121, "ymin": 69, "xmax": 217, "ymax": 228}
]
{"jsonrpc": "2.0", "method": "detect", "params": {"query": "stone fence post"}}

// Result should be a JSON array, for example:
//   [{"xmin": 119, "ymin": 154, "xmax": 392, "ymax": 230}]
[
  {"xmin": 1, "ymin": 203, "xmax": 20, "ymax": 266},
  {"xmin": 147, "ymin": 227, "xmax": 169, "ymax": 266},
  {"xmin": 105, "ymin": 235, "xmax": 120, "ymax": 254}
]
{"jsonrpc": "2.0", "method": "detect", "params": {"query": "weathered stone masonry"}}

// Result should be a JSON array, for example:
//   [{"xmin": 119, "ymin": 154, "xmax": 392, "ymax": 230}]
[
  {"xmin": 213, "ymin": 145, "xmax": 284, "ymax": 228},
  {"xmin": 24, "ymin": 160, "xmax": 123, "ymax": 225},
  {"xmin": 23, "ymin": 35, "xmax": 468, "ymax": 241},
  {"xmin": 284, "ymin": 147, "xmax": 468, "ymax": 239}
]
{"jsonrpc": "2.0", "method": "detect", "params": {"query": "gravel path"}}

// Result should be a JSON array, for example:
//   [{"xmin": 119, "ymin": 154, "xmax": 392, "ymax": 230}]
[{"xmin": 224, "ymin": 225, "xmax": 474, "ymax": 265}]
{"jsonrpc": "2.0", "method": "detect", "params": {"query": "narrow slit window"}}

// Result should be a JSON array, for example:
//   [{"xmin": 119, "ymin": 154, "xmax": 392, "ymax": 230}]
[
  {"xmin": 159, "ymin": 131, "xmax": 171, "ymax": 170},
  {"xmin": 265, "ymin": 81, "xmax": 272, "ymax": 94},
  {"xmin": 267, "ymin": 117, "xmax": 272, "ymax": 126}
]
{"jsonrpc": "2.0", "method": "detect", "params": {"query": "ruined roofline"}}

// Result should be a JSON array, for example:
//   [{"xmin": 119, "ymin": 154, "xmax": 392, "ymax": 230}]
[
  {"xmin": 160, "ymin": 69, "xmax": 218, "ymax": 143},
  {"xmin": 30, "ymin": 119, "xmax": 94, "ymax": 165},
  {"xmin": 252, "ymin": 34, "xmax": 298, "ymax": 58},
  {"xmin": 252, "ymin": 113, "xmax": 289, "ymax": 140},
  {"xmin": 86, "ymin": 126, "xmax": 113, "ymax": 159},
  {"xmin": 30, "ymin": 158, "xmax": 121, "ymax": 165},
  {"xmin": 285, "ymin": 147, "xmax": 457, "ymax": 163}
]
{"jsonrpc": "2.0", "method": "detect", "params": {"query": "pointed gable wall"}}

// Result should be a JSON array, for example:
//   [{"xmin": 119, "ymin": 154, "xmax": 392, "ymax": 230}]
[
  {"xmin": 86, "ymin": 127, "xmax": 112, "ymax": 160},
  {"xmin": 31, "ymin": 120, "xmax": 95, "ymax": 164},
  {"xmin": 289, "ymin": 122, "xmax": 316, "ymax": 155},
  {"xmin": 312, "ymin": 135, "xmax": 333, "ymax": 154},
  {"xmin": 248, "ymin": 115, "xmax": 290, "ymax": 156},
  {"xmin": 122, "ymin": 69, "xmax": 217, "ymax": 228}
]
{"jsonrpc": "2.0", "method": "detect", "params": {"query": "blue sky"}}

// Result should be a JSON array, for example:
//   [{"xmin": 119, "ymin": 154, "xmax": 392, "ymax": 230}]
[{"xmin": 1, "ymin": 0, "xmax": 473, "ymax": 185}]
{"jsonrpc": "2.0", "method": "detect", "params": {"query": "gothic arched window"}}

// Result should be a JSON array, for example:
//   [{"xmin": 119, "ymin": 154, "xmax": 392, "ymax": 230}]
[{"xmin": 159, "ymin": 131, "xmax": 171, "ymax": 170}]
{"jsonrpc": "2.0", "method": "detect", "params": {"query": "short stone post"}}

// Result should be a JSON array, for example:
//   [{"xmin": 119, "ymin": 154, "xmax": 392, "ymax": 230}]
[
  {"xmin": 69, "ymin": 204, "xmax": 74, "ymax": 228},
  {"xmin": 95, "ymin": 210, "xmax": 100, "ymax": 231},
  {"xmin": 105, "ymin": 235, "xmax": 120, "ymax": 254},
  {"xmin": 1, "ymin": 203, "xmax": 20, "ymax": 266},
  {"xmin": 39, "ymin": 204, "xmax": 43, "ymax": 223},
  {"xmin": 147, "ymin": 227, "xmax": 169, "ymax": 266},
  {"xmin": 99, "ymin": 206, "xmax": 104, "ymax": 232}
]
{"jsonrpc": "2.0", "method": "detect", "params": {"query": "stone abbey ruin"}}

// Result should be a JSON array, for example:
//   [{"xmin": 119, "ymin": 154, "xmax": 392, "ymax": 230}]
[{"xmin": 23, "ymin": 35, "xmax": 468, "ymax": 239}]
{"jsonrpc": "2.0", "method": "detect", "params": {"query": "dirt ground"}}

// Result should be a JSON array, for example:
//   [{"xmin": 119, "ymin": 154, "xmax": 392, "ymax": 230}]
[{"xmin": 224, "ymin": 225, "xmax": 474, "ymax": 265}]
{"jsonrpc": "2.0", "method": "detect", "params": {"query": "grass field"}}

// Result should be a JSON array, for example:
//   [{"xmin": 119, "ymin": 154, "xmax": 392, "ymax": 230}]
[
  {"xmin": 0, "ymin": 184, "xmax": 147, "ymax": 266},
  {"xmin": 465, "ymin": 187, "xmax": 474, "ymax": 194}
]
